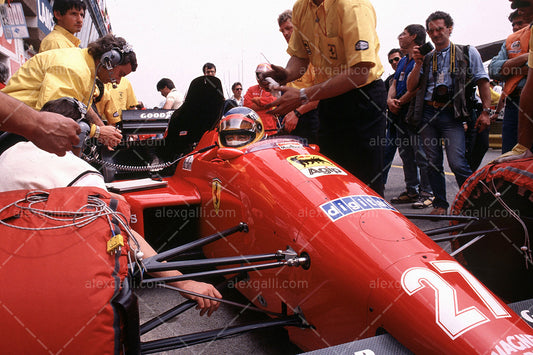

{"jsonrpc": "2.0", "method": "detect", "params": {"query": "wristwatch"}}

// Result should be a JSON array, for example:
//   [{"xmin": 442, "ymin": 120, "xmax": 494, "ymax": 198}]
[
  {"xmin": 482, "ymin": 108, "xmax": 491, "ymax": 114},
  {"xmin": 299, "ymin": 88, "xmax": 309, "ymax": 105},
  {"xmin": 293, "ymin": 109, "xmax": 303, "ymax": 118}
]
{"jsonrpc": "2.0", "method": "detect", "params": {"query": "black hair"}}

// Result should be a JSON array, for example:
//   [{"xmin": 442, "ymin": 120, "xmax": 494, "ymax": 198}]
[
  {"xmin": 405, "ymin": 24, "xmax": 426, "ymax": 46},
  {"xmin": 156, "ymin": 78, "xmax": 175, "ymax": 91},
  {"xmin": 52, "ymin": 0, "xmax": 87, "ymax": 23},
  {"xmin": 388, "ymin": 48, "xmax": 402, "ymax": 57},
  {"xmin": 426, "ymin": 11, "xmax": 454, "ymax": 30},
  {"xmin": 278, "ymin": 10, "xmax": 292, "ymax": 27},
  {"xmin": 87, "ymin": 34, "xmax": 138, "ymax": 72},
  {"xmin": 0, "ymin": 62, "xmax": 8, "ymax": 84},
  {"xmin": 41, "ymin": 97, "xmax": 84, "ymax": 121},
  {"xmin": 202, "ymin": 62, "xmax": 216, "ymax": 74},
  {"xmin": 231, "ymin": 82, "xmax": 242, "ymax": 90},
  {"xmin": 509, "ymin": 9, "xmax": 521, "ymax": 22}
]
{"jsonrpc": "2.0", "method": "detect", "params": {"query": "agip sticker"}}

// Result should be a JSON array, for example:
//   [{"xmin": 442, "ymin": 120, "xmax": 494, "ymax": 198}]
[{"xmin": 287, "ymin": 155, "xmax": 347, "ymax": 178}]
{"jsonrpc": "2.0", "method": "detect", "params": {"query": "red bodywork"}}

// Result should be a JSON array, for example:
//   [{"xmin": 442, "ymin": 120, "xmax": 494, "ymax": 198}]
[{"xmin": 122, "ymin": 132, "xmax": 533, "ymax": 353}]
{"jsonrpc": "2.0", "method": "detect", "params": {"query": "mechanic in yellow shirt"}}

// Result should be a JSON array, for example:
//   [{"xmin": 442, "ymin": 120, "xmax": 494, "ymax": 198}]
[
  {"xmin": 96, "ymin": 77, "xmax": 139, "ymax": 126},
  {"xmin": 265, "ymin": 0, "xmax": 387, "ymax": 196},
  {"xmin": 2, "ymin": 34, "xmax": 136, "ymax": 148},
  {"xmin": 39, "ymin": 0, "xmax": 85, "ymax": 52}
]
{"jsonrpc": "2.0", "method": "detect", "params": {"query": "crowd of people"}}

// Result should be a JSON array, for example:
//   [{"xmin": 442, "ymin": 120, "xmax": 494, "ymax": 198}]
[{"xmin": 1, "ymin": 0, "xmax": 533, "ymax": 316}]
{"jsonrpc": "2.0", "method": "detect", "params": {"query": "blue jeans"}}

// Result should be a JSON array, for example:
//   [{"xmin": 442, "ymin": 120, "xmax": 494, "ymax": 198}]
[
  {"xmin": 420, "ymin": 106, "xmax": 472, "ymax": 209},
  {"xmin": 502, "ymin": 95, "xmax": 520, "ymax": 154},
  {"xmin": 384, "ymin": 112, "xmax": 432, "ymax": 195}
]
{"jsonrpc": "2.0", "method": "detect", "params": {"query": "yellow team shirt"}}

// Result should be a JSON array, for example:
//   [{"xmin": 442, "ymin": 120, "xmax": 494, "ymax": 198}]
[
  {"xmin": 288, "ymin": 0, "xmax": 383, "ymax": 86},
  {"xmin": 96, "ymin": 78, "xmax": 138, "ymax": 125},
  {"xmin": 287, "ymin": 63, "xmax": 316, "ymax": 89},
  {"xmin": 2, "ymin": 48, "xmax": 96, "ymax": 109},
  {"xmin": 39, "ymin": 25, "xmax": 81, "ymax": 52}
]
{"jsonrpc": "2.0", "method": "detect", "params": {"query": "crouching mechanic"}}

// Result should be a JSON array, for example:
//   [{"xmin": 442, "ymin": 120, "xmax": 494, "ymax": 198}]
[
  {"xmin": 1, "ymin": 34, "xmax": 134, "ymax": 149},
  {"xmin": 0, "ymin": 97, "xmax": 222, "ymax": 316}
]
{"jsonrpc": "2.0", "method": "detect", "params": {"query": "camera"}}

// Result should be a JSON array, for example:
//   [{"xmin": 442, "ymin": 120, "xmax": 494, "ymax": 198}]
[
  {"xmin": 432, "ymin": 85, "xmax": 451, "ymax": 103},
  {"xmin": 418, "ymin": 42, "xmax": 434, "ymax": 56}
]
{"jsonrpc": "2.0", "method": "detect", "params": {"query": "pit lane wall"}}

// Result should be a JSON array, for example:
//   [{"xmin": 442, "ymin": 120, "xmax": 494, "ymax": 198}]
[{"xmin": 0, "ymin": 0, "xmax": 111, "ymax": 82}]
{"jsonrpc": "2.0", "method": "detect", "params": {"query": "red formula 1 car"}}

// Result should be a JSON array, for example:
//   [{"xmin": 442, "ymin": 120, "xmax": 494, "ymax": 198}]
[
  {"xmin": 2, "ymin": 75, "xmax": 532, "ymax": 354},
  {"xmin": 92, "ymin": 76, "xmax": 533, "ymax": 353}
]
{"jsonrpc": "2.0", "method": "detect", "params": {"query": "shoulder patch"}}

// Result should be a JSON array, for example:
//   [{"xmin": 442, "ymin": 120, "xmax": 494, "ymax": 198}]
[{"xmin": 355, "ymin": 40, "xmax": 369, "ymax": 51}]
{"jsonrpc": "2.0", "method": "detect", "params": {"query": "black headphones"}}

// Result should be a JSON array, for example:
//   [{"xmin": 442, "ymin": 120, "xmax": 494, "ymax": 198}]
[
  {"xmin": 59, "ymin": 97, "xmax": 89, "ymax": 150},
  {"xmin": 100, "ymin": 48, "xmax": 124, "ymax": 70},
  {"xmin": 99, "ymin": 43, "xmax": 134, "ymax": 70}
]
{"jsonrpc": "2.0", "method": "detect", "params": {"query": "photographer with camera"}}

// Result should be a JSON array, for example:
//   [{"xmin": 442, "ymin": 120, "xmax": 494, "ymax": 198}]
[{"xmin": 406, "ymin": 11, "xmax": 491, "ymax": 216}]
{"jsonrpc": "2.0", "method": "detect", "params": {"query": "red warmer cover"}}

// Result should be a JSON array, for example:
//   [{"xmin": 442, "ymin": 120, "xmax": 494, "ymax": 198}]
[{"xmin": 0, "ymin": 187, "xmax": 132, "ymax": 354}]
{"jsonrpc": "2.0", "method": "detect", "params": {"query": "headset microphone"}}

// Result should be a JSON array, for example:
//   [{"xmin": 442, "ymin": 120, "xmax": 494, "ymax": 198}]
[{"xmin": 100, "ymin": 49, "xmax": 122, "ymax": 89}]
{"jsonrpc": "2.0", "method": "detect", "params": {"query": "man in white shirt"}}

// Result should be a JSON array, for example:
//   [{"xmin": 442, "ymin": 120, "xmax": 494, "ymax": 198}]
[{"xmin": 156, "ymin": 78, "xmax": 185, "ymax": 109}]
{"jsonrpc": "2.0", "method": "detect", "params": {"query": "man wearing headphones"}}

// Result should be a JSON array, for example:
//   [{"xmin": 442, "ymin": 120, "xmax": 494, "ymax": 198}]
[{"xmin": 2, "ymin": 34, "xmax": 134, "ymax": 148}]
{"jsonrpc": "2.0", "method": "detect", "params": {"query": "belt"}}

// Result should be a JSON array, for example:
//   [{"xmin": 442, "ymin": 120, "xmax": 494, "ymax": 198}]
[{"xmin": 425, "ymin": 100, "xmax": 448, "ymax": 109}]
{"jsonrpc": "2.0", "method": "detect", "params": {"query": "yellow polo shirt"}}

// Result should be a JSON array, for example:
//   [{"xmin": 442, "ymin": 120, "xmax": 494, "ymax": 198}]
[
  {"xmin": 95, "ymin": 78, "xmax": 138, "ymax": 125},
  {"xmin": 2, "ymin": 48, "xmax": 96, "ymax": 109},
  {"xmin": 107, "ymin": 77, "xmax": 139, "ymax": 113},
  {"xmin": 287, "ymin": 63, "xmax": 316, "ymax": 89},
  {"xmin": 288, "ymin": 0, "xmax": 383, "ymax": 86},
  {"xmin": 39, "ymin": 25, "xmax": 81, "ymax": 52}
]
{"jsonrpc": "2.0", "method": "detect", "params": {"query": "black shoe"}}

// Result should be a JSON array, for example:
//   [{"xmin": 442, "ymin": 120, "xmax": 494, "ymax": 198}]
[
  {"xmin": 391, "ymin": 191, "xmax": 419, "ymax": 204},
  {"xmin": 412, "ymin": 194, "xmax": 434, "ymax": 209}
]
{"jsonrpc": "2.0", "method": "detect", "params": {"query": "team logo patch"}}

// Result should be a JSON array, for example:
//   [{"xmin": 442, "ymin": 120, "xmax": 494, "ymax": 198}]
[
  {"xmin": 509, "ymin": 40, "xmax": 522, "ymax": 54},
  {"xmin": 328, "ymin": 44, "xmax": 338, "ymax": 60},
  {"xmin": 211, "ymin": 179, "xmax": 222, "ymax": 214},
  {"xmin": 320, "ymin": 195, "xmax": 396, "ymax": 221},
  {"xmin": 182, "ymin": 155, "xmax": 194, "ymax": 171},
  {"xmin": 355, "ymin": 40, "xmax": 369, "ymax": 51},
  {"xmin": 287, "ymin": 155, "xmax": 347, "ymax": 178},
  {"xmin": 277, "ymin": 142, "xmax": 303, "ymax": 150},
  {"xmin": 303, "ymin": 40, "xmax": 312, "ymax": 56}
]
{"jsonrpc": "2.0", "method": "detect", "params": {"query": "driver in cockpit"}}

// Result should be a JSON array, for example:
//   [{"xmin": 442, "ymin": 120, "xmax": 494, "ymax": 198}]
[{"xmin": 218, "ymin": 107, "xmax": 265, "ymax": 148}]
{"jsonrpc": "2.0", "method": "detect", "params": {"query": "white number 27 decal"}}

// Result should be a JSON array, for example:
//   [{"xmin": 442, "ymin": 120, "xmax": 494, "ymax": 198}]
[{"xmin": 401, "ymin": 260, "xmax": 510, "ymax": 339}]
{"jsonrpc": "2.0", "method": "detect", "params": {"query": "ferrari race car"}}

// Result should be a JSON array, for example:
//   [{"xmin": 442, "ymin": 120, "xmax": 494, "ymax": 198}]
[{"xmin": 1, "ymin": 75, "xmax": 532, "ymax": 354}]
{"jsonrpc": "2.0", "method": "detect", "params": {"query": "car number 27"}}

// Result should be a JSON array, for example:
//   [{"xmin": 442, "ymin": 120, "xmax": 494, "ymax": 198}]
[{"xmin": 401, "ymin": 260, "xmax": 510, "ymax": 339}]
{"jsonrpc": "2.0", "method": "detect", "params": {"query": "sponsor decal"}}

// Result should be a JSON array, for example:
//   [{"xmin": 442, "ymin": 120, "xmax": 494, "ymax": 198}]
[
  {"xmin": 287, "ymin": 155, "xmax": 347, "ymax": 178},
  {"xmin": 182, "ymin": 155, "xmax": 194, "ymax": 171},
  {"xmin": 522, "ymin": 310, "xmax": 533, "ymax": 323},
  {"xmin": 303, "ymin": 40, "xmax": 312, "ymax": 56},
  {"xmin": 491, "ymin": 334, "xmax": 533, "ymax": 355},
  {"xmin": 355, "ymin": 40, "xmax": 369, "ymax": 51},
  {"xmin": 320, "ymin": 195, "xmax": 396, "ymax": 221},
  {"xmin": 328, "ymin": 44, "xmax": 338, "ymax": 60},
  {"xmin": 179, "ymin": 130, "xmax": 188, "ymax": 136},
  {"xmin": 277, "ymin": 142, "xmax": 303, "ymax": 150},
  {"xmin": 509, "ymin": 40, "xmax": 522, "ymax": 54},
  {"xmin": 211, "ymin": 179, "xmax": 222, "ymax": 214},
  {"xmin": 139, "ymin": 111, "xmax": 174, "ymax": 119}
]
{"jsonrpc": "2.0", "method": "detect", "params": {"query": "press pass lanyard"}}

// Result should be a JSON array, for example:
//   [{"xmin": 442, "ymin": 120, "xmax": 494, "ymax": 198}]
[{"xmin": 432, "ymin": 43, "xmax": 456, "ymax": 88}]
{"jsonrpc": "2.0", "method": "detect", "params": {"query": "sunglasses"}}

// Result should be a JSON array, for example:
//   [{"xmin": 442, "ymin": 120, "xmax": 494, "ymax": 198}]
[
  {"xmin": 234, "ymin": 88, "xmax": 242, "ymax": 91},
  {"xmin": 389, "ymin": 57, "xmax": 401, "ymax": 64}
]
